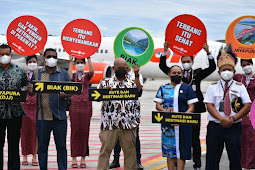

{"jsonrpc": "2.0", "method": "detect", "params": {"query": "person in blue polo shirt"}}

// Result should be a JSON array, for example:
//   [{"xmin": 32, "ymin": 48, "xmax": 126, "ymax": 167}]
[
  {"xmin": 28, "ymin": 48, "xmax": 71, "ymax": 170},
  {"xmin": 154, "ymin": 65, "xmax": 198, "ymax": 170}
]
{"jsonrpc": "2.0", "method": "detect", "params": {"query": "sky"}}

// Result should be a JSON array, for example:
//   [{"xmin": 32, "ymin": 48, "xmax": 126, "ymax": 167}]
[{"xmin": 1, "ymin": 0, "xmax": 255, "ymax": 41}]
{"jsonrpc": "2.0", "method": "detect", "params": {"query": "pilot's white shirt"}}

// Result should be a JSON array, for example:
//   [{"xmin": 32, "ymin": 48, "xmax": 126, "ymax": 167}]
[{"xmin": 204, "ymin": 79, "xmax": 251, "ymax": 123}]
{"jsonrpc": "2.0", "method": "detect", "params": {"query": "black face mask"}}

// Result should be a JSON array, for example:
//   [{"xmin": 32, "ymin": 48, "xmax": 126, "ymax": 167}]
[
  {"xmin": 115, "ymin": 69, "xmax": 127, "ymax": 78},
  {"xmin": 171, "ymin": 75, "xmax": 182, "ymax": 84}
]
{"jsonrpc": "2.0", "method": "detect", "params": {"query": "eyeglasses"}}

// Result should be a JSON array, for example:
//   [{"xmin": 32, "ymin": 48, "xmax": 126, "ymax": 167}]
[{"xmin": 46, "ymin": 55, "xmax": 57, "ymax": 59}]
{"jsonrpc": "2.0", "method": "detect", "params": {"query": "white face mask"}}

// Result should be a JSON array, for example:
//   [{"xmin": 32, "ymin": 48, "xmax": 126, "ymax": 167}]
[
  {"xmin": 182, "ymin": 63, "xmax": 192, "ymax": 71},
  {"xmin": 243, "ymin": 65, "xmax": 253, "ymax": 74},
  {"xmin": 45, "ymin": 58, "xmax": 58, "ymax": 67},
  {"xmin": 221, "ymin": 70, "xmax": 234, "ymax": 81},
  {"xmin": 76, "ymin": 64, "xmax": 85, "ymax": 71},
  {"xmin": 0, "ymin": 55, "xmax": 11, "ymax": 64},
  {"xmin": 28, "ymin": 63, "xmax": 37, "ymax": 71}
]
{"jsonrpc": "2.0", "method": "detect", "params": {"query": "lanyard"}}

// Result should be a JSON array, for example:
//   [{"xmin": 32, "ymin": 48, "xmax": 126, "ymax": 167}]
[
  {"xmin": 220, "ymin": 81, "xmax": 234, "ymax": 100},
  {"xmin": 186, "ymin": 69, "xmax": 194, "ymax": 85}
]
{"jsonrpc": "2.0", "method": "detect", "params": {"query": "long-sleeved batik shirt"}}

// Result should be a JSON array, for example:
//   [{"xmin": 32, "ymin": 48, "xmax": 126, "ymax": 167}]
[{"xmin": 0, "ymin": 63, "xmax": 28, "ymax": 119}]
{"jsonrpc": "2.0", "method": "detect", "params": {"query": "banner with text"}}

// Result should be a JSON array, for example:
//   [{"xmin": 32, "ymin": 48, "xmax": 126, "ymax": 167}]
[
  {"xmin": 165, "ymin": 14, "xmax": 207, "ymax": 56},
  {"xmin": 89, "ymin": 88, "xmax": 138, "ymax": 101},
  {"xmin": 0, "ymin": 91, "xmax": 27, "ymax": 102},
  {"xmin": 152, "ymin": 111, "xmax": 200, "ymax": 126},
  {"xmin": 7, "ymin": 15, "xmax": 47, "ymax": 56},
  {"xmin": 61, "ymin": 19, "xmax": 101, "ymax": 59},
  {"xmin": 114, "ymin": 27, "xmax": 154, "ymax": 67},
  {"xmin": 33, "ymin": 81, "xmax": 82, "ymax": 94},
  {"xmin": 226, "ymin": 15, "xmax": 255, "ymax": 59}
]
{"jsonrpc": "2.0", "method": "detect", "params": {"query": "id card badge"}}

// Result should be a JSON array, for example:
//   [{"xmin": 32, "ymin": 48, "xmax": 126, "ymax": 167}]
[
  {"xmin": 219, "ymin": 100, "xmax": 224, "ymax": 112},
  {"xmin": 192, "ymin": 84, "xmax": 196, "ymax": 91}
]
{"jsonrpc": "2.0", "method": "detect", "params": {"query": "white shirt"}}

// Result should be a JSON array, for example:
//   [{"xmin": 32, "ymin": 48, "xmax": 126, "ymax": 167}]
[
  {"xmin": 204, "ymin": 79, "xmax": 251, "ymax": 123},
  {"xmin": 27, "ymin": 70, "xmax": 34, "ymax": 80}
]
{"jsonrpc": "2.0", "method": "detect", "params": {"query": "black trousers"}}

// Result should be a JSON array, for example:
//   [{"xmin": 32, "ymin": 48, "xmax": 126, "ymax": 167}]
[
  {"xmin": 206, "ymin": 121, "xmax": 242, "ymax": 170},
  {"xmin": 0, "ymin": 117, "xmax": 22, "ymax": 170},
  {"xmin": 113, "ymin": 127, "xmax": 141, "ymax": 163},
  {"xmin": 192, "ymin": 121, "xmax": 201, "ymax": 168}
]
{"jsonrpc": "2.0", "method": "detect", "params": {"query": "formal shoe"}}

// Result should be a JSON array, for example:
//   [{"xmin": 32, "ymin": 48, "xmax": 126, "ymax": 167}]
[
  {"xmin": 71, "ymin": 163, "xmax": 78, "ymax": 168},
  {"xmin": 194, "ymin": 168, "xmax": 201, "ymax": 170},
  {"xmin": 80, "ymin": 163, "xmax": 86, "ymax": 168},
  {"xmin": 137, "ymin": 162, "xmax": 144, "ymax": 170},
  {"xmin": 32, "ymin": 161, "xmax": 38, "ymax": 166},
  {"xmin": 21, "ymin": 161, "xmax": 28, "ymax": 165},
  {"xmin": 109, "ymin": 160, "xmax": 120, "ymax": 169}
]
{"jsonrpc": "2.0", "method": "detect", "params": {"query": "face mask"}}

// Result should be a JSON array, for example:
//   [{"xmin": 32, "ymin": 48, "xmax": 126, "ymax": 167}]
[
  {"xmin": 75, "ymin": 64, "xmax": 85, "ymax": 71},
  {"xmin": 182, "ymin": 63, "xmax": 192, "ymax": 71},
  {"xmin": 115, "ymin": 69, "xmax": 127, "ymax": 78},
  {"xmin": 243, "ymin": 65, "xmax": 253, "ymax": 74},
  {"xmin": 28, "ymin": 63, "xmax": 37, "ymax": 71},
  {"xmin": 45, "ymin": 58, "xmax": 58, "ymax": 67},
  {"xmin": 220, "ymin": 70, "xmax": 234, "ymax": 81},
  {"xmin": 171, "ymin": 75, "xmax": 182, "ymax": 84},
  {"xmin": 0, "ymin": 55, "xmax": 11, "ymax": 64}
]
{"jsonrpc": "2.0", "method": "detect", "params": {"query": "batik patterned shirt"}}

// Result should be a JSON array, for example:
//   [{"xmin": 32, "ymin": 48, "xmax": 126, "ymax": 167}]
[
  {"xmin": 97, "ymin": 76, "xmax": 140, "ymax": 130},
  {"xmin": 0, "ymin": 63, "xmax": 28, "ymax": 119}
]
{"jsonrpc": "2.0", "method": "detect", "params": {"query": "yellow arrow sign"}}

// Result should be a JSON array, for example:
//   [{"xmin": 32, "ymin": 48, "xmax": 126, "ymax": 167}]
[
  {"xmin": 155, "ymin": 113, "xmax": 163, "ymax": 122},
  {"xmin": 91, "ymin": 90, "xmax": 101, "ymax": 100},
  {"xmin": 35, "ymin": 82, "xmax": 44, "ymax": 92}
]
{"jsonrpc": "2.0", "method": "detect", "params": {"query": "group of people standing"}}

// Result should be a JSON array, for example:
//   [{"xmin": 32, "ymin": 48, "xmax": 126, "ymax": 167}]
[
  {"xmin": 0, "ymin": 45, "xmax": 95, "ymax": 170},
  {"xmin": 157, "ymin": 42, "xmax": 255, "ymax": 170},
  {"xmin": 0, "ymin": 40, "xmax": 255, "ymax": 170}
]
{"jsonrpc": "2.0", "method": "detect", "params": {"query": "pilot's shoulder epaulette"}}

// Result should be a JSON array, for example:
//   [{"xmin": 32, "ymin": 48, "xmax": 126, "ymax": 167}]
[
  {"xmin": 211, "ymin": 81, "xmax": 218, "ymax": 85},
  {"xmin": 235, "ymin": 81, "xmax": 242, "ymax": 85}
]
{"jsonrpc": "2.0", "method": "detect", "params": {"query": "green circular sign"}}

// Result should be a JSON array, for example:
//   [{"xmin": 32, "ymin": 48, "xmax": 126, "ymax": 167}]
[{"xmin": 114, "ymin": 27, "xmax": 154, "ymax": 67}]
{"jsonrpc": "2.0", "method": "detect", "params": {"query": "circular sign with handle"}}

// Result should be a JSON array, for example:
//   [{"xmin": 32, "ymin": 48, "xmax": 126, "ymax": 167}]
[
  {"xmin": 61, "ymin": 19, "xmax": 101, "ymax": 59},
  {"xmin": 114, "ymin": 27, "xmax": 154, "ymax": 67},
  {"xmin": 226, "ymin": 15, "xmax": 255, "ymax": 59},
  {"xmin": 7, "ymin": 15, "xmax": 47, "ymax": 56},
  {"xmin": 165, "ymin": 14, "xmax": 207, "ymax": 56}
]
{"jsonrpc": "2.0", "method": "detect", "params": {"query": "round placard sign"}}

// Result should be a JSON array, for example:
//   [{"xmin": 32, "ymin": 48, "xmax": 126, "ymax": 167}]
[
  {"xmin": 7, "ymin": 15, "xmax": 47, "ymax": 56},
  {"xmin": 165, "ymin": 14, "xmax": 207, "ymax": 56},
  {"xmin": 226, "ymin": 15, "xmax": 255, "ymax": 59},
  {"xmin": 61, "ymin": 19, "xmax": 101, "ymax": 59},
  {"xmin": 114, "ymin": 27, "xmax": 154, "ymax": 67}
]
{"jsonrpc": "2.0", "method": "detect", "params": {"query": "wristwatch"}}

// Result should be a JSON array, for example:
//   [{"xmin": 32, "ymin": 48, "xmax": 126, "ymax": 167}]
[
  {"xmin": 232, "ymin": 116, "xmax": 236, "ymax": 122},
  {"xmin": 135, "ymin": 74, "xmax": 139, "ymax": 77}
]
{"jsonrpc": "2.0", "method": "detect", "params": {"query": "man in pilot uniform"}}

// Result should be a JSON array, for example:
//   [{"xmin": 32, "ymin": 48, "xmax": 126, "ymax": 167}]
[{"xmin": 204, "ymin": 46, "xmax": 251, "ymax": 170}]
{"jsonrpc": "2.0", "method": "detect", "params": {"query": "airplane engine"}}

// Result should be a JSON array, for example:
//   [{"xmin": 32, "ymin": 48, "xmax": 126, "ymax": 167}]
[{"xmin": 72, "ymin": 62, "xmax": 112, "ymax": 84}]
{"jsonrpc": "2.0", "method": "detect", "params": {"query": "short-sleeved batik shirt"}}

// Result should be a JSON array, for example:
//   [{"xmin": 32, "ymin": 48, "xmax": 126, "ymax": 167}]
[{"xmin": 97, "ymin": 76, "xmax": 140, "ymax": 130}]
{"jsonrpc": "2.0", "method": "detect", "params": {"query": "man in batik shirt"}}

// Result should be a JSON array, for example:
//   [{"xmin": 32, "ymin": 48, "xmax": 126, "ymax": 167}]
[
  {"xmin": 97, "ymin": 58, "xmax": 142, "ymax": 170},
  {"xmin": 0, "ymin": 44, "xmax": 28, "ymax": 170}
]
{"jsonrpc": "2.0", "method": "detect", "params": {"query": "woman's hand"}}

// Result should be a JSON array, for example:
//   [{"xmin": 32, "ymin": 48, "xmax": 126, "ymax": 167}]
[
  {"xmin": 69, "ymin": 55, "xmax": 75, "ymax": 62},
  {"xmin": 167, "ymin": 107, "xmax": 174, "ymax": 112}
]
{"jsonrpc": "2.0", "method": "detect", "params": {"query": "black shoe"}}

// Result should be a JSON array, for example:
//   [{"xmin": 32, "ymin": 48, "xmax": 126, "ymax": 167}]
[
  {"xmin": 109, "ymin": 160, "xmax": 120, "ymax": 169},
  {"xmin": 194, "ymin": 168, "xmax": 201, "ymax": 170},
  {"xmin": 137, "ymin": 162, "xmax": 143, "ymax": 170}
]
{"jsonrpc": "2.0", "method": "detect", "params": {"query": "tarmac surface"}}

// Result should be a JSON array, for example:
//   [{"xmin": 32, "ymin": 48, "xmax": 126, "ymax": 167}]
[{"xmin": 3, "ymin": 79, "xmax": 234, "ymax": 170}]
